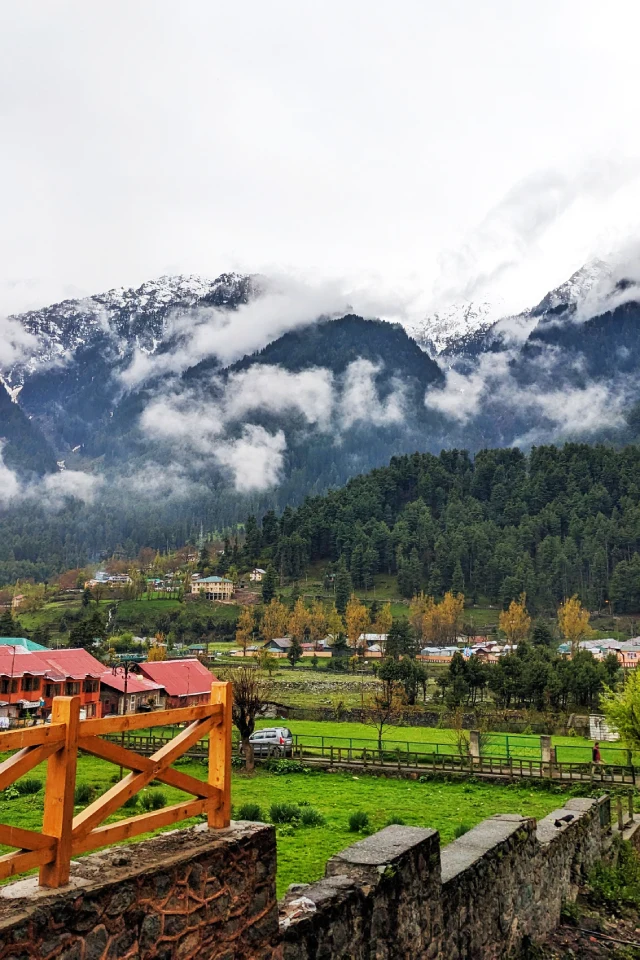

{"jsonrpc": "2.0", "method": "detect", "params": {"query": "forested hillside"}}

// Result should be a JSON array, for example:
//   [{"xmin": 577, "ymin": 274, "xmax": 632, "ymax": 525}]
[{"xmin": 253, "ymin": 443, "xmax": 640, "ymax": 614}]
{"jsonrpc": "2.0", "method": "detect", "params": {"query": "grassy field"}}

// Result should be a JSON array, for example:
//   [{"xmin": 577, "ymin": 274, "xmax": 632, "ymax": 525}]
[
  {"xmin": 0, "ymin": 752, "xmax": 569, "ymax": 897},
  {"xmin": 250, "ymin": 717, "xmax": 635, "ymax": 765}
]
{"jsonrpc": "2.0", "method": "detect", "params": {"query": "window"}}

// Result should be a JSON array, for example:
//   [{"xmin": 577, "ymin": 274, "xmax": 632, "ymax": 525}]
[
  {"xmin": 83, "ymin": 678, "xmax": 98, "ymax": 693},
  {"xmin": 22, "ymin": 676, "xmax": 40, "ymax": 692},
  {"xmin": 45, "ymin": 684, "xmax": 54, "ymax": 698},
  {"xmin": 0, "ymin": 678, "xmax": 9, "ymax": 694},
  {"xmin": 65, "ymin": 682, "xmax": 80, "ymax": 696}
]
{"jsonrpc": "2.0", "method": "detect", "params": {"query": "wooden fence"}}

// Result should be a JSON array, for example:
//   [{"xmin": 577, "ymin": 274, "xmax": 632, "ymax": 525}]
[{"xmin": 0, "ymin": 682, "xmax": 232, "ymax": 888}]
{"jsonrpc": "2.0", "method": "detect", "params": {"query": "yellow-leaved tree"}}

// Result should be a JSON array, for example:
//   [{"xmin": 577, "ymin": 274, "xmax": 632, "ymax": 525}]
[
  {"xmin": 236, "ymin": 606, "xmax": 255, "ymax": 657},
  {"xmin": 409, "ymin": 593, "xmax": 435, "ymax": 643},
  {"xmin": 345, "ymin": 594, "xmax": 370, "ymax": 654},
  {"xmin": 325, "ymin": 605, "xmax": 345, "ymax": 645},
  {"xmin": 372, "ymin": 601, "xmax": 393, "ymax": 654},
  {"xmin": 499, "ymin": 594, "xmax": 531, "ymax": 645},
  {"xmin": 147, "ymin": 632, "xmax": 167, "ymax": 661},
  {"xmin": 437, "ymin": 592, "xmax": 465, "ymax": 645},
  {"xmin": 261, "ymin": 599, "xmax": 290, "ymax": 643},
  {"xmin": 288, "ymin": 597, "xmax": 311, "ymax": 643},
  {"xmin": 558, "ymin": 595, "xmax": 594, "ymax": 657},
  {"xmin": 309, "ymin": 600, "xmax": 328, "ymax": 650}
]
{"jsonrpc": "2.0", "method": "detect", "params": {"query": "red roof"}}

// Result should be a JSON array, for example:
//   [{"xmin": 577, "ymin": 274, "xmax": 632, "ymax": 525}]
[
  {"xmin": 0, "ymin": 647, "xmax": 105, "ymax": 681},
  {"xmin": 139, "ymin": 659, "xmax": 216, "ymax": 697},
  {"xmin": 100, "ymin": 671, "xmax": 164, "ymax": 695}
]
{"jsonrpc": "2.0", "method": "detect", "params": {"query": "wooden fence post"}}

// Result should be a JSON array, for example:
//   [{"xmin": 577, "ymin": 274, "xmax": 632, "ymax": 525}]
[
  {"xmin": 208, "ymin": 682, "xmax": 231, "ymax": 829},
  {"xmin": 39, "ymin": 696, "xmax": 80, "ymax": 888},
  {"xmin": 617, "ymin": 796, "xmax": 624, "ymax": 831}
]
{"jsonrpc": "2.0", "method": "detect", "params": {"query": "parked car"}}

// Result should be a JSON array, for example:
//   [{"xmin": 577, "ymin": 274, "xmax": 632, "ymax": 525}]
[{"xmin": 240, "ymin": 727, "xmax": 294, "ymax": 757}]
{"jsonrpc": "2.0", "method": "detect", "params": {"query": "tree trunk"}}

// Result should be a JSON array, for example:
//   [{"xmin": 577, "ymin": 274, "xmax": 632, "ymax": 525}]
[{"xmin": 242, "ymin": 737, "xmax": 255, "ymax": 772}]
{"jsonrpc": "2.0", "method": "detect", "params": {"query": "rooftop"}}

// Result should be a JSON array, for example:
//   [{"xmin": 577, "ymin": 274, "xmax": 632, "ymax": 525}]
[
  {"xmin": 196, "ymin": 576, "xmax": 233, "ymax": 584},
  {"xmin": 0, "ymin": 636, "xmax": 48, "ymax": 653},
  {"xmin": 139, "ymin": 658, "xmax": 217, "ymax": 697}
]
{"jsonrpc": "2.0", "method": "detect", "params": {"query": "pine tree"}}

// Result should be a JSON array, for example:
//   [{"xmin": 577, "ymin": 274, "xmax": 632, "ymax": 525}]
[
  {"xmin": 0, "ymin": 611, "xmax": 15, "ymax": 636},
  {"xmin": 451, "ymin": 560, "xmax": 464, "ymax": 595},
  {"xmin": 261, "ymin": 565, "xmax": 278, "ymax": 605},
  {"xmin": 287, "ymin": 636, "xmax": 303, "ymax": 668},
  {"xmin": 334, "ymin": 559, "xmax": 352, "ymax": 615}
]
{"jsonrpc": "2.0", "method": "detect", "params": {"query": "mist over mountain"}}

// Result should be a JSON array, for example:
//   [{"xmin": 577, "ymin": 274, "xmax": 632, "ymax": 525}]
[{"xmin": 1, "ymin": 257, "xmax": 640, "ymax": 581}]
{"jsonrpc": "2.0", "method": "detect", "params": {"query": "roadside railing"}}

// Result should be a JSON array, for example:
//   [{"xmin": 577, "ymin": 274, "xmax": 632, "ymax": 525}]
[{"xmin": 0, "ymin": 682, "xmax": 232, "ymax": 888}]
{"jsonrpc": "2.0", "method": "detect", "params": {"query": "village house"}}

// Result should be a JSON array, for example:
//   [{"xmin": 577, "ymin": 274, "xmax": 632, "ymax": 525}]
[
  {"xmin": 100, "ymin": 671, "xmax": 165, "ymax": 716},
  {"xmin": 0, "ymin": 647, "xmax": 104, "ymax": 722},
  {"xmin": 249, "ymin": 568, "xmax": 266, "ymax": 582},
  {"xmin": 190, "ymin": 575, "xmax": 234, "ymax": 600},
  {"xmin": 262, "ymin": 637, "xmax": 293, "ymax": 656},
  {"xmin": 139, "ymin": 659, "xmax": 216, "ymax": 707}
]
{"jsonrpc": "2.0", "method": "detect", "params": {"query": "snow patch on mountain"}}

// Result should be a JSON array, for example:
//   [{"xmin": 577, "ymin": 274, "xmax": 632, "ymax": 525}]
[
  {"xmin": 409, "ymin": 298, "xmax": 506, "ymax": 354},
  {"xmin": 2, "ymin": 272, "xmax": 254, "ymax": 383}
]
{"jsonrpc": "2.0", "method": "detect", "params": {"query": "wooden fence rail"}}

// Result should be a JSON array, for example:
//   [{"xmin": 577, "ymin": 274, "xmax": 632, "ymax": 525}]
[{"xmin": 0, "ymin": 682, "xmax": 232, "ymax": 888}]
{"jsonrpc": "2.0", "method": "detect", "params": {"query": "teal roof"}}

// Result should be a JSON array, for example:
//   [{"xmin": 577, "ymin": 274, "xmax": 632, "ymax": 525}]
[
  {"xmin": 0, "ymin": 636, "xmax": 48, "ymax": 652},
  {"xmin": 197, "ymin": 576, "xmax": 233, "ymax": 584}
]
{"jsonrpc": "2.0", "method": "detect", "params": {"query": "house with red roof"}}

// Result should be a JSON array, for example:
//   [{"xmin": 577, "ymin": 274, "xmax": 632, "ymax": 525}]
[
  {"xmin": 100, "ymin": 670, "xmax": 166, "ymax": 716},
  {"xmin": 139, "ymin": 659, "xmax": 216, "ymax": 708},
  {"xmin": 0, "ymin": 647, "xmax": 104, "ymax": 722}
]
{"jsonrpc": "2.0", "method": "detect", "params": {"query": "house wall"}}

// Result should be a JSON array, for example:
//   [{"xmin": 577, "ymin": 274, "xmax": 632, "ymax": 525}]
[{"xmin": 166, "ymin": 692, "xmax": 211, "ymax": 709}]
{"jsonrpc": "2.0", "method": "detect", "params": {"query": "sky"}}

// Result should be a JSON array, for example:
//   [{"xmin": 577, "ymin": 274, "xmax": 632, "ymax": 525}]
[{"xmin": 2, "ymin": 0, "xmax": 640, "ymax": 319}]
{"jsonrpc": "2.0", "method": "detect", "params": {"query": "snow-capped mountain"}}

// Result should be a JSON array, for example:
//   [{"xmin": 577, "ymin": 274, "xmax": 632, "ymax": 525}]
[
  {"xmin": 409, "ymin": 299, "xmax": 503, "ymax": 355},
  {"xmin": 530, "ymin": 259, "xmax": 611, "ymax": 319},
  {"xmin": 4, "ymin": 272, "xmax": 256, "ymax": 385}
]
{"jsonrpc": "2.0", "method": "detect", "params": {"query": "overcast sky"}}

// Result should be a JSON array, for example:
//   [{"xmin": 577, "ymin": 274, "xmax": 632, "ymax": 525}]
[{"xmin": 2, "ymin": 0, "xmax": 640, "ymax": 318}]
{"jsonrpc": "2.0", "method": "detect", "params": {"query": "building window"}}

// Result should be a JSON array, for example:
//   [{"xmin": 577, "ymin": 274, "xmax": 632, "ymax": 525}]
[
  {"xmin": 45, "ymin": 684, "xmax": 54, "ymax": 698},
  {"xmin": 0, "ymin": 678, "xmax": 9, "ymax": 694},
  {"xmin": 22, "ymin": 676, "xmax": 40, "ymax": 692},
  {"xmin": 65, "ymin": 682, "xmax": 80, "ymax": 696},
  {"xmin": 83, "ymin": 678, "xmax": 98, "ymax": 693}
]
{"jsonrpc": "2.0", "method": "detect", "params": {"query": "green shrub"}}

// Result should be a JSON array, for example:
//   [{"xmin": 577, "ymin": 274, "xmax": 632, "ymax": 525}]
[
  {"xmin": 231, "ymin": 755, "xmax": 245, "ymax": 769},
  {"xmin": 300, "ymin": 807, "xmax": 324, "ymax": 827},
  {"xmin": 348, "ymin": 811, "xmax": 370, "ymax": 833},
  {"xmin": 559, "ymin": 899, "xmax": 581, "ymax": 926},
  {"xmin": 385, "ymin": 817, "xmax": 405, "ymax": 826},
  {"xmin": 588, "ymin": 839, "xmax": 640, "ymax": 911},
  {"xmin": 140, "ymin": 790, "xmax": 167, "ymax": 812},
  {"xmin": 122, "ymin": 794, "xmax": 139, "ymax": 810},
  {"xmin": 15, "ymin": 778, "xmax": 42, "ymax": 796},
  {"xmin": 453, "ymin": 822, "xmax": 471, "ymax": 839},
  {"xmin": 264, "ymin": 758, "xmax": 306, "ymax": 775},
  {"xmin": 74, "ymin": 783, "xmax": 93, "ymax": 805},
  {"xmin": 269, "ymin": 802, "xmax": 301, "ymax": 824},
  {"xmin": 237, "ymin": 802, "xmax": 264, "ymax": 822}
]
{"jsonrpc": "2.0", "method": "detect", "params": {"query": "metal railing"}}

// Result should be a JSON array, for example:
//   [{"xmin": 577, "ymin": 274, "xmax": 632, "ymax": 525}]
[{"xmin": 0, "ymin": 682, "xmax": 232, "ymax": 887}]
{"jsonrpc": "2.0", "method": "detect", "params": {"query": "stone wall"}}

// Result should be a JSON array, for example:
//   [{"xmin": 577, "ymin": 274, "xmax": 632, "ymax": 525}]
[
  {"xmin": 0, "ymin": 822, "xmax": 278, "ymax": 960},
  {"xmin": 0, "ymin": 797, "xmax": 617, "ymax": 960},
  {"xmin": 280, "ymin": 795, "xmax": 612, "ymax": 960}
]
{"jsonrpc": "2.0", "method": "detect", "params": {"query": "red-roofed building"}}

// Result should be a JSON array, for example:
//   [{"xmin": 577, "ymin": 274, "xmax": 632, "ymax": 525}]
[
  {"xmin": 100, "ymin": 670, "xmax": 166, "ymax": 717},
  {"xmin": 0, "ymin": 647, "xmax": 104, "ymax": 722},
  {"xmin": 139, "ymin": 659, "xmax": 216, "ymax": 708}
]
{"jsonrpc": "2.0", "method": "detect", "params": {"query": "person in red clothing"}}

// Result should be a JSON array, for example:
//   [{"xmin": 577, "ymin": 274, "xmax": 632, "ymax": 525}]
[{"xmin": 592, "ymin": 740, "xmax": 603, "ymax": 776}]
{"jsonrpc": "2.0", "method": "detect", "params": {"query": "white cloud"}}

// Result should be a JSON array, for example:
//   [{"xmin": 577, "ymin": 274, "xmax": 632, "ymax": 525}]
[
  {"xmin": 0, "ymin": 315, "xmax": 40, "ymax": 370},
  {"xmin": 339, "ymin": 359, "xmax": 405, "ymax": 429},
  {"xmin": 425, "ymin": 353, "xmax": 512, "ymax": 424},
  {"xmin": 225, "ymin": 365, "xmax": 334, "ymax": 427},
  {"xmin": 0, "ymin": 443, "xmax": 21, "ymax": 505},
  {"xmin": 0, "ymin": 442, "xmax": 101, "ymax": 509},
  {"xmin": 214, "ymin": 425, "xmax": 286, "ymax": 492}
]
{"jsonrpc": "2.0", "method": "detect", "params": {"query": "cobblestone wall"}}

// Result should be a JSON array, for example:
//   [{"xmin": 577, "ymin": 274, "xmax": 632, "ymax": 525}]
[{"xmin": 0, "ymin": 822, "xmax": 278, "ymax": 960}]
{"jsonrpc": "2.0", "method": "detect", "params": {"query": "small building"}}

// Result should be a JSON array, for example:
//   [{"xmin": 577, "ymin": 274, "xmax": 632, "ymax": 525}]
[
  {"xmin": 262, "ymin": 637, "xmax": 292, "ymax": 656},
  {"xmin": 139, "ymin": 659, "xmax": 216, "ymax": 708},
  {"xmin": 100, "ymin": 671, "xmax": 165, "ymax": 716},
  {"xmin": 249, "ymin": 568, "xmax": 266, "ymax": 582},
  {"xmin": 190, "ymin": 576, "xmax": 234, "ymax": 601}
]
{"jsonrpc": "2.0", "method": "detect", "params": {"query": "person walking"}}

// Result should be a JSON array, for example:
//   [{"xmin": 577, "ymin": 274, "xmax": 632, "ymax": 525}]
[{"xmin": 592, "ymin": 740, "xmax": 603, "ymax": 778}]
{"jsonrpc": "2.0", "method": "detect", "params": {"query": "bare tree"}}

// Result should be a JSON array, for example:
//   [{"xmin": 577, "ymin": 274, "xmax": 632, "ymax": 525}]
[
  {"xmin": 362, "ymin": 680, "xmax": 403, "ymax": 752},
  {"xmin": 228, "ymin": 665, "xmax": 271, "ymax": 772}
]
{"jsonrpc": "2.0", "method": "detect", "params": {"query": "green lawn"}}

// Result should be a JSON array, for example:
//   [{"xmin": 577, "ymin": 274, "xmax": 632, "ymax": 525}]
[
  {"xmin": 0, "ymin": 752, "xmax": 569, "ymax": 898},
  {"xmin": 251, "ymin": 717, "xmax": 634, "ymax": 765}
]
